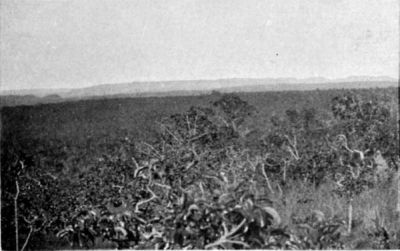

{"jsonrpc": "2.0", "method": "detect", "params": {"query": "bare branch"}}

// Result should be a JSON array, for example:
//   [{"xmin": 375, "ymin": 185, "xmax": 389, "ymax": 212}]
[
  {"xmin": 157, "ymin": 123, "xmax": 183, "ymax": 145},
  {"xmin": 246, "ymin": 157, "xmax": 257, "ymax": 172},
  {"xmin": 134, "ymin": 162, "xmax": 149, "ymax": 178},
  {"xmin": 185, "ymin": 160, "xmax": 196, "ymax": 171},
  {"xmin": 286, "ymin": 146, "xmax": 300, "ymax": 161},
  {"xmin": 131, "ymin": 157, "xmax": 140, "ymax": 169},
  {"xmin": 18, "ymin": 161, "xmax": 25, "ymax": 176},
  {"xmin": 188, "ymin": 132, "xmax": 209, "ymax": 142},
  {"xmin": 44, "ymin": 172, "xmax": 57, "ymax": 180},
  {"xmin": 205, "ymin": 219, "xmax": 248, "ymax": 249},
  {"xmin": 135, "ymin": 187, "xmax": 158, "ymax": 213},
  {"xmin": 21, "ymin": 226, "xmax": 33, "ymax": 251},
  {"xmin": 228, "ymin": 218, "xmax": 247, "ymax": 236},
  {"xmin": 216, "ymin": 115, "xmax": 230, "ymax": 127},
  {"xmin": 276, "ymin": 183, "xmax": 283, "ymax": 199},
  {"xmin": 193, "ymin": 114, "xmax": 198, "ymax": 135},
  {"xmin": 143, "ymin": 142, "xmax": 163, "ymax": 158},
  {"xmin": 21, "ymin": 214, "xmax": 47, "ymax": 249},
  {"xmin": 261, "ymin": 164, "xmax": 274, "ymax": 194},
  {"xmin": 14, "ymin": 179, "xmax": 20, "ymax": 251},
  {"xmin": 22, "ymin": 216, "xmax": 37, "ymax": 225},
  {"xmin": 284, "ymin": 135, "xmax": 300, "ymax": 160},
  {"xmin": 199, "ymin": 181, "xmax": 205, "ymax": 199},
  {"xmin": 335, "ymin": 175, "xmax": 345, "ymax": 188},
  {"xmin": 190, "ymin": 145, "xmax": 200, "ymax": 161},
  {"xmin": 20, "ymin": 174, "xmax": 42, "ymax": 188},
  {"xmin": 185, "ymin": 114, "xmax": 192, "ymax": 135},
  {"xmin": 348, "ymin": 199, "xmax": 353, "ymax": 234},
  {"xmin": 222, "ymin": 222, "xmax": 229, "ymax": 234},
  {"xmin": 112, "ymin": 184, "xmax": 124, "ymax": 193},
  {"xmin": 153, "ymin": 182, "xmax": 171, "ymax": 190}
]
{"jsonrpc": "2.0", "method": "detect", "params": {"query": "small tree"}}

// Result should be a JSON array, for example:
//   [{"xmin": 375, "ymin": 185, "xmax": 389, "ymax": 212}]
[{"xmin": 212, "ymin": 94, "xmax": 257, "ymax": 134}]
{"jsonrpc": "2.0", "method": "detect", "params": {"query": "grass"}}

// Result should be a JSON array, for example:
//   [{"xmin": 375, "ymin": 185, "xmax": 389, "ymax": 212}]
[{"xmin": 269, "ymin": 175, "xmax": 400, "ymax": 248}]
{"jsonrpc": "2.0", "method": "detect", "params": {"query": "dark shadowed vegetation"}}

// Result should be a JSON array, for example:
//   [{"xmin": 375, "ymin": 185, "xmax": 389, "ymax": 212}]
[{"xmin": 1, "ymin": 87, "xmax": 399, "ymax": 250}]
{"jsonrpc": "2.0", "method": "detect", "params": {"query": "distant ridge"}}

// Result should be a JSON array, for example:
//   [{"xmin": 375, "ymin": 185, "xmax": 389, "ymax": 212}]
[{"xmin": 0, "ymin": 76, "xmax": 398, "ymax": 99}]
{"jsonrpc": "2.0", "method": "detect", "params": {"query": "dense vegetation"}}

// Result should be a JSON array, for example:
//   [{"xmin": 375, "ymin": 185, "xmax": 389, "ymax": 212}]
[{"xmin": 1, "ymin": 87, "xmax": 399, "ymax": 250}]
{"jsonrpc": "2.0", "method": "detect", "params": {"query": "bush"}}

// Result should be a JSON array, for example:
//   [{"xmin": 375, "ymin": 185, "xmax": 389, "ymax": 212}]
[{"xmin": 2, "ymin": 90, "xmax": 399, "ymax": 249}]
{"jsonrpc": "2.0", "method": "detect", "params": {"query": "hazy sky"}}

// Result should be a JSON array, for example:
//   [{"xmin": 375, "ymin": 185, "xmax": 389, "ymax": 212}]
[{"xmin": 0, "ymin": 0, "xmax": 398, "ymax": 90}]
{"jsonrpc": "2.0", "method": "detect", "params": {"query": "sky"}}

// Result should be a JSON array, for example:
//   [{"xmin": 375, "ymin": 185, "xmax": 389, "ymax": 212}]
[{"xmin": 0, "ymin": 0, "xmax": 399, "ymax": 91}]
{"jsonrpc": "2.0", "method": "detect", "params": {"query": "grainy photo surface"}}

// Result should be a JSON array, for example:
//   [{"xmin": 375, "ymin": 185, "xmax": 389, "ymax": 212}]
[{"xmin": 1, "ymin": 0, "xmax": 399, "ymax": 250}]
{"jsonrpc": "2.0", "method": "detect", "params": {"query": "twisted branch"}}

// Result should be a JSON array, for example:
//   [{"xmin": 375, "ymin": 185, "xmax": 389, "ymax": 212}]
[
  {"xmin": 135, "ymin": 187, "xmax": 158, "ymax": 213},
  {"xmin": 21, "ymin": 216, "xmax": 47, "ymax": 251},
  {"xmin": 205, "ymin": 219, "xmax": 249, "ymax": 249},
  {"xmin": 133, "ymin": 157, "xmax": 149, "ymax": 178}
]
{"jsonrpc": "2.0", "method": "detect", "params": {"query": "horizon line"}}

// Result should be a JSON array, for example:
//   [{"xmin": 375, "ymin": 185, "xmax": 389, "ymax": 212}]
[{"xmin": 0, "ymin": 75, "xmax": 398, "ymax": 92}]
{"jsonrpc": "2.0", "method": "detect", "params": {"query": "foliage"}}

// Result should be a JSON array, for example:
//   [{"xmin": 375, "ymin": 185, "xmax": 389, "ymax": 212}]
[{"xmin": 1, "ymin": 88, "xmax": 399, "ymax": 249}]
